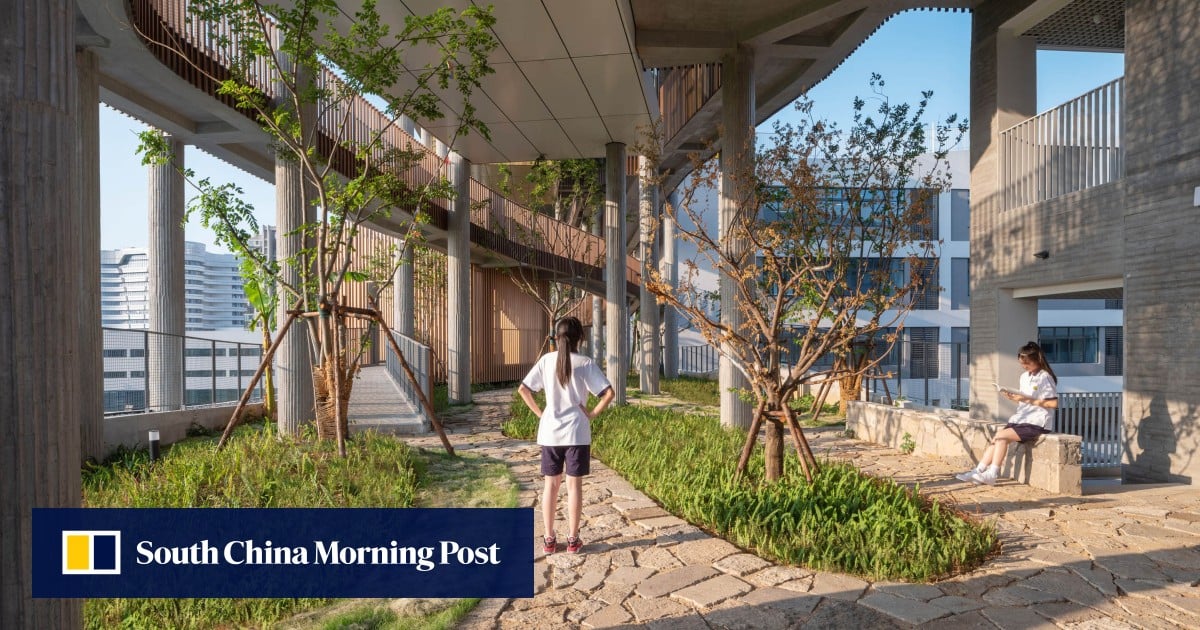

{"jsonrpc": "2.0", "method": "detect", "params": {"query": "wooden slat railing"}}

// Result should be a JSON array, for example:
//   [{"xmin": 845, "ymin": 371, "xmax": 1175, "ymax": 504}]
[
  {"xmin": 657, "ymin": 63, "xmax": 722, "ymax": 146},
  {"xmin": 128, "ymin": 0, "xmax": 637, "ymax": 294}
]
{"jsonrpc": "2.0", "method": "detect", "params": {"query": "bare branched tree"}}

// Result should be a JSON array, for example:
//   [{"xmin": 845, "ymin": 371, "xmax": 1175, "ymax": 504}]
[{"xmin": 646, "ymin": 77, "xmax": 965, "ymax": 481}]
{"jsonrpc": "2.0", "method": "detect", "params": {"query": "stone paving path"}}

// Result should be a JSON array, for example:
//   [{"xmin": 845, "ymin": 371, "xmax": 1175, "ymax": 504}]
[{"xmin": 398, "ymin": 388, "xmax": 1200, "ymax": 629}]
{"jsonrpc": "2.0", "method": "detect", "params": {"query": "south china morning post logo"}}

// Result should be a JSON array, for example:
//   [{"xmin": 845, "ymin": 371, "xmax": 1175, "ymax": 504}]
[
  {"xmin": 61, "ymin": 530, "xmax": 121, "ymax": 575},
  {"xmin": 33, "ymin": 508, "xmax": 533, "ymax": 598}
]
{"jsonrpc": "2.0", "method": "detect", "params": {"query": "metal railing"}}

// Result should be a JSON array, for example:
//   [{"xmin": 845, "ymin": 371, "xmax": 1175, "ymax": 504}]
[
  {"xmin": 102, "ymin": 327, "xmax": 264, "ymax": 415},
  {"xmin": 385, "ymin": 329, "xmax": 434, "ymax": 426},
  {"xmin": 1057, "ymin": 392, "xmax": 1123, "ymax": 469},
  {"xmin": 862, "ymin": 342, "xmax": 972, "ymax": 410},
  {"xmin": 1000, "ymin": 77, "xmax": 1124, "ymax": 210},
  {"xmin": 679, "ymin": 344, "xmax": 720, "ymax": 375}
]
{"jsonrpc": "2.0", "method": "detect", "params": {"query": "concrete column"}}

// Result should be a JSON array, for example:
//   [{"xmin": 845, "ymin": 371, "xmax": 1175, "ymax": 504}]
[
  {"xmin": 719, "ymin": 45, "xmax": 754, "ymax": 428},
  {"xmin": 591, "ymin": 209, "xmax": 605, "ymax": 363},
  {"xmin": 605, "ymin": 143, "xmax": 628, "ymax": 404},
  {"xmin": 1, "ymin": 2, "xmax": 84, "ymax": 624},
  {"xmin": 1122, "ymin": 0, "xmax": 1200, "ymax": 483},
  {"xmin": 638, "ymin": 156, "xmax": 661, "ymax": 393},
  {"xmin": 994, "ymin": 290, "xmax": 1038, "ymax": 420},
  {"xmin": 448, "ymin": 151, "xmax": 472, "ymax": 403},
  {"xmin": 77, "ymin": 49, "xmax": 104, "ymax": 462},
  {"xmin": 394, "ymin": 243, "xmax": 414, "ymax": 337},
  {"xmin": 148, "ymin": 134, "xmax": 186, "ymax": 412},
  {"xmin": 968, "ymin": 3, "xmax": 1037, "ymax": 423},
  {"xmin": 275, "ymin": 144, "xmax": 316, "ymax": 434},
  {"xmin": 661, "ymin": 205, "xmax": 679, "ymax": 379}
]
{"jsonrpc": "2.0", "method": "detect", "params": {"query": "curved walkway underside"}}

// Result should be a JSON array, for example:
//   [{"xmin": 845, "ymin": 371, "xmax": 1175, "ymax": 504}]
[
  {"xmin": 89, "ymin": 0, "xmax": 639, "ymax": 299},
  {"xmin": 392, "ymin": 388, "xmax": 1200, "ymax": 629}
]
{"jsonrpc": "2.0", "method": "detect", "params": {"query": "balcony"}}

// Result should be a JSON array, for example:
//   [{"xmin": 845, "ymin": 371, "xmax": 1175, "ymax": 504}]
[{"xmin": 1000, "ymin": 77, "xmax": 1124, "ymax": 211}]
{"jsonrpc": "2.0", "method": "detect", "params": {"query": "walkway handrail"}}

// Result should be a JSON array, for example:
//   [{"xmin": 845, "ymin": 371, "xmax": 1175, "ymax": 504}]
[
  {"xmin": 384, "ymin": 329, "xmax": 434, "ymax": 427},
  {"xmin": 1000, "ymin": 77, "xmax": 1124, "ymax": 210},
  {"xmin": 1057, "ymin": 391, "xmax": 1123, "ymax": 470},
  {"xmin": 129, "ymin": 0, "xmax": 639, "ymax": 294}
]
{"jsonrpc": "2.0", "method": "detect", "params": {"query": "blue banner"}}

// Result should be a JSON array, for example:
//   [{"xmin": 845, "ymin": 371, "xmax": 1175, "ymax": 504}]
[{"xmin": 33, "ymin": 508, "xmax": 533, "ymax": 598}]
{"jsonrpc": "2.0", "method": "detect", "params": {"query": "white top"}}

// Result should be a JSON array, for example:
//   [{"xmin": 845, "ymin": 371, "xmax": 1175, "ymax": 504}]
[
  {"xmin": 521, "ymin": 352, "xmax": 612, "ymax": 446},
  {"xmin": 1008, "ymin": 369, "xmax": 1058, "ymax": 430}
]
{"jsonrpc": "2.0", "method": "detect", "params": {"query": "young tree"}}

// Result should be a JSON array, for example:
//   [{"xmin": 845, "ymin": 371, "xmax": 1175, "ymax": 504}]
[
  {"xmin": 645, "ymin": 77, "xmax": 964, "ymax": 482},
  {"xmin": 136, "ymin": 0, "xmax": 497, "ymax": 454}
]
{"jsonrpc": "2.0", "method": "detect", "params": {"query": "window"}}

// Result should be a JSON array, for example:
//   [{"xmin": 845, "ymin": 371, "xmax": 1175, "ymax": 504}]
[
  {"xmin": 185, "ymin": 348, "xmax": 212, "ymax": 357},
  {"xmin": 911, "ymin": 258, "xmax": 939, "ymax": 310},
  {"xmin": 1104, "ymin": 327, "xmax": 1123, "ymax": 376},
  {"xmin": 103, "ymin": 371, "xmax": 127, "ymax": 378},
  {"xmin": 186, "ymin": 370, "xmax": 213, "ymax": 378},
  {"xmin": 906, "ymin": 188, "xmax": 939, "ymax": 241},
  {"xmin": 905, "ymin": 327, "xmax": 940, "ymax": 379},
  {"xmin": 950, "ymin": 189, "xmax": 969, "ymax": 241},
  {"xmin": 102, "ymin": 349, "xmax": 128, "ymax": 358},
  {"xmin": 1039, "ymin": 327, "xmax": 1099, "ymax": 363},
  {"xmin": 129, "ymin": 371, "xmax": 145, "ymax": 379},
  {"xmin": 951, "ymin": 258, "xmax": 969, "ymax": 310},
  {"xmin": 951, "ymin": 328, "xmax": 970, "ymax": 379}
]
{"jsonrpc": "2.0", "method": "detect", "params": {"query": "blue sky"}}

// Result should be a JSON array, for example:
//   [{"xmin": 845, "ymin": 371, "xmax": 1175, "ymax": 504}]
[{"xmin": 99, "ymin": 10, "xmax": 1124, "ymax": 253}]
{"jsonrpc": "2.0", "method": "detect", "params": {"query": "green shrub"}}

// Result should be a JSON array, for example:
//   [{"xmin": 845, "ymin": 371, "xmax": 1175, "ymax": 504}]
[
  {"xmin": 505, "ymin": 396, "xmax": 995, "ymax": 582},
  {"xmin": 82, "ymin": 424, "xmax": 421, "ymax": 629}
]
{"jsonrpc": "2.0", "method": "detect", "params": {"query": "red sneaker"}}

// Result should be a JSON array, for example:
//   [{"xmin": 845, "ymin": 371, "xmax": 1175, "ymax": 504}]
[
  {"xmin": 542, "ymin": 536, "xmax": 556, "ymax": 554},
  {"xmin": 566, "ymin": 536, "xmax": 583, "ymax": 553}
]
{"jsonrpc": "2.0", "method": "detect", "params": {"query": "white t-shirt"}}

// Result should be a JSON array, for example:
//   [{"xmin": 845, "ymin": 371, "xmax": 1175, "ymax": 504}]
[
  {"xmin": 521, "ymin": 351, "xmax": 612, "ymax": 446},
  {"xmin": 1008, "ymin": 369, "xmax": 1058, "ymax": 430}
]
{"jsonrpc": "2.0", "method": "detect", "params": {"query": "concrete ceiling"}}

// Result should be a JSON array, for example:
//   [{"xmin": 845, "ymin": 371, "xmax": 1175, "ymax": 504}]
[
  {"xmin": 1017, "ymin": 0, "xmax": 1125, "ymax": 51},
  {"xmin": 347, "ymin": 0, "xmax": 656, "ymax": 164}
]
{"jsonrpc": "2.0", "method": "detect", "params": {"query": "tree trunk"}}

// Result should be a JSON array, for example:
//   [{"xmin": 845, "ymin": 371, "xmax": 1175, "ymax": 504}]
[
  {"xmin": 764, "ymin": 411, "xmax": 785, "ymax": 481},
  {"xmin": 838, "ymin": 372, "xmax": 864, "ymax": 415},
  {"xmin": 261, "ymin": 326, "xmax": 276, "ymax": 420}
]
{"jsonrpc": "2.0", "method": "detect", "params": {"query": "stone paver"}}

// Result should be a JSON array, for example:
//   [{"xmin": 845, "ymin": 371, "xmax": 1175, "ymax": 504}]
[
  {"xmin": 670, "ymin": 574, "xmax": 752, "ymax": 608},
  {"xmin": 860, "ymin": 591, "xmax": 952, "ymax": 625},
  {"xmin": 388, "ymin": 386, "xmax": 1200, "ymax": 629}
]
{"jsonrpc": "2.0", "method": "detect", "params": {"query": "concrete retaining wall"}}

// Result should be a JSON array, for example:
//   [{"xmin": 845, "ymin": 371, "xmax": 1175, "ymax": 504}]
[
  {"xmin": 102, "ymin": 404, "xmax": 265, "ymax": 457},
  {"xmin": 847, "ymin": 401, "xmax": 1082, "ymax": 495}
]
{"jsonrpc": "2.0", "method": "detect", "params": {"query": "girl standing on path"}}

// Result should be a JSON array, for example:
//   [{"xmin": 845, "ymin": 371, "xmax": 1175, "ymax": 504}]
[
  {"xmin": 957, "ymin": 341, "xmax": 1058, "ymax": 485},
  {"xmin": 518, "ymin": 316, "xmax": 614, "ymax": 554}
]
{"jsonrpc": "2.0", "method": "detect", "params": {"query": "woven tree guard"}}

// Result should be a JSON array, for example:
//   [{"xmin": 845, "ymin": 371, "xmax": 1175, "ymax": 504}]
[{"xmin": 313, "ymin": 357, "xmax": 358, "ymax": 441}]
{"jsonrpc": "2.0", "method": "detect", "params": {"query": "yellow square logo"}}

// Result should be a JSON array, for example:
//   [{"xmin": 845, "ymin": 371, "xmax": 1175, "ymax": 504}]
[{"xmin": 61, "ymin": 531, "xmax": 121, "ymax": 575}]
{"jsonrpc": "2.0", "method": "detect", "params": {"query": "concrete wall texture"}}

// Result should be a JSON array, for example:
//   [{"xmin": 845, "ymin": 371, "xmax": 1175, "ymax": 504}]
[
  {"xmin": 973, "ymin": 0, "xmax": 1200, "ymax": 483},
  {"xmin": 1121, "ymin": 0, "xmax": 1200, "ymax": 483}
]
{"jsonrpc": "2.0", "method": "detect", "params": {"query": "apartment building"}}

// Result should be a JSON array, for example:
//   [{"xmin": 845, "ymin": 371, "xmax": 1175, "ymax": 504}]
[{"xmin": 101, "ymin": 242, "xmax": 250, "ymax": 331}]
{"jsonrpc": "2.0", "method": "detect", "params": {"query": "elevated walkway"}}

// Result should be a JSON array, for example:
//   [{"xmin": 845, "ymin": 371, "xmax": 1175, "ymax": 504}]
[
  {"xmin": 82, "ymin": 0, "xmax": 641, "ymax": 299},
  {"xmin": 346, "ymin": 366, "xmax": 427, "ymax": 436}
]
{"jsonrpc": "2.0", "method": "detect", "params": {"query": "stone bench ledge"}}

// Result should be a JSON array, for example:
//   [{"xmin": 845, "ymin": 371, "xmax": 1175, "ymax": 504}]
[{"xmin": 846, "ymin": 401, "xmax": 1082, "ymax": 495}]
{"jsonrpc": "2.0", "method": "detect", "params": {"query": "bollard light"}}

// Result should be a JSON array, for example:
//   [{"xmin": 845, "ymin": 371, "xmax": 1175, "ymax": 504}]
[{"xmin": 148, "ymin": 429, "xmax": 161, "ymax": 463}]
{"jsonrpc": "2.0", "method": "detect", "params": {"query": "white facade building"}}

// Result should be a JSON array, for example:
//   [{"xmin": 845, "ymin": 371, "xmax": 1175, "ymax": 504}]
[
  {"xmin": 101, "ymin": 241, "xmax": 249, "ymax": 331},
  {"xmin": 670, "ymin": 150, "xmax": 1123, "ymax": 401}
]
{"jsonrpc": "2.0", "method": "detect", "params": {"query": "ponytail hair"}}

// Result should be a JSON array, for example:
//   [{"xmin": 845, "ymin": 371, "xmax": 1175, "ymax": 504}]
[
  {"xmin": 554, "ymin": 317, "xmax": 585, "ymax": 387},
  {"xmin": 1018, "ymin": 341, "xmax": 1057, "ymax": 384}
]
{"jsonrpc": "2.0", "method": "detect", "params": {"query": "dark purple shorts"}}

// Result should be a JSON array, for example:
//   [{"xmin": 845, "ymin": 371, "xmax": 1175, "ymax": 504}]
[
  {"xmin": 1005, "ymin": 423, "xmax": 1051, "ymax": 443},
  {"xmin": 541, "ymin": 445, "xmax": 591, "ymax": 477}
]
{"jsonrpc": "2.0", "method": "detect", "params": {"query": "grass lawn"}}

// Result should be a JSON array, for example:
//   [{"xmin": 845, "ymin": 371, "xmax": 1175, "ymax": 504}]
[
  {"xmin": 83, "ymin": 422, "xmax": 516, "ymax": 630},
  {"xmin": 505, "ymin": 383, "xmax": 996, "ymax": 582}
]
